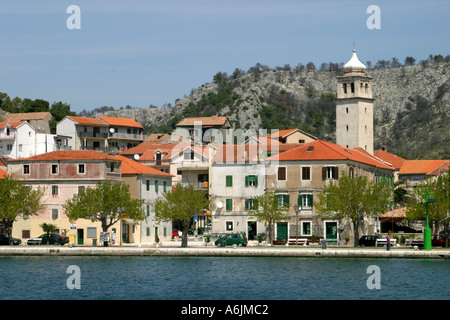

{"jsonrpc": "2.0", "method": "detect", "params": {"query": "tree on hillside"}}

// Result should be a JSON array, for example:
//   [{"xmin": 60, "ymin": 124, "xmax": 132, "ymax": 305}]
[
  {"xmin": 0, "ymin": 175, "xmax": 45, "ymax": 240},
  {"xmin": 154, "ymin": 183, "xmax": 210, "ymax": 247},
  {"xmin": 314, "ymin": 173, "xmax": 393, "ymax": 246},
  {"xmin": 406, "ymin": 173, "xmax": 450, "ymax": 247},
  {"xmin": 63, "ymin": 180, "xmax": 145, "ymax": 246},
  {"xmin": 249, "ymin": 190, "xmax": 289, "ymax": 245}
]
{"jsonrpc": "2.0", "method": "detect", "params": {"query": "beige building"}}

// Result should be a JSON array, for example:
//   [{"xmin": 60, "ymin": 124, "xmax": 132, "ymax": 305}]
[
  {"xmin": 265, "ymin": 140, "xmax": 395, "ymax": 244},
  {"xmin": 336, "ymin": 50, "xmax": 374, "ymax": 154}
]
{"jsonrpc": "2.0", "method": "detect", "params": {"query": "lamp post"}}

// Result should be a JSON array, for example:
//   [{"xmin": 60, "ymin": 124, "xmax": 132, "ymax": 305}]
[
  {"xmin": 293, "ymin": 204, "xmax": 301, "ymax": 245},
  {"xmin": 423, "ymin": 187, "xmax": 437, "ymax": 251}
]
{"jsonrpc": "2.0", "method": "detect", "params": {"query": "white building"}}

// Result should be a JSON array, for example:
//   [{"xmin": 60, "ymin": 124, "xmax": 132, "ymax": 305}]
[{"xmin": 0, "ymin": 121, "xmax": 68, "ymax": 159}]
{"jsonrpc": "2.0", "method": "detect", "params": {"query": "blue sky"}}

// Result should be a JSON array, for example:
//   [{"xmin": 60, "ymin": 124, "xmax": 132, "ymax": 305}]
[{"xmin": 0, "ymin": 0, "xmax": 449, "ymax": 113}]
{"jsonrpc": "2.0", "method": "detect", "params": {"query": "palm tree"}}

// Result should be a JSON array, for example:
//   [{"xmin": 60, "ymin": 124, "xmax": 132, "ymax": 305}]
[{"xmin": 40, "ymin": 223, "xmax": 57, "ymax": 245}]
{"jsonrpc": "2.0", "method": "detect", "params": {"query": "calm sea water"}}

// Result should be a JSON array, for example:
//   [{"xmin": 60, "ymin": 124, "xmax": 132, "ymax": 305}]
[{"xmin": 0, "ymin": 256, "xmax": 448, "ymax": 300}]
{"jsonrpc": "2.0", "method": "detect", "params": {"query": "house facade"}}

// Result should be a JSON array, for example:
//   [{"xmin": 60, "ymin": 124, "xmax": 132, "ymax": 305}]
[
  {"xmin": 7, "ymin": 150, "xmax": 122, "ymax": 245},
  {"xmin": 57, "ymin": 116, "xmax": 145, "ymax": 153},
  {"xmin": 114, "ymin": 155, "xmax": 173, "ymax": 244},
  {"xmin": 265, "ymin": 140, "xmax": 395, "ymax": 244}
]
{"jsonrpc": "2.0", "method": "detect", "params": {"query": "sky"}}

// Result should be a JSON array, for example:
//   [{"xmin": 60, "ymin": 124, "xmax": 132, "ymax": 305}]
[{"xmin": 0, "ymin": 0, "xmax": 449, "ymax": 113}]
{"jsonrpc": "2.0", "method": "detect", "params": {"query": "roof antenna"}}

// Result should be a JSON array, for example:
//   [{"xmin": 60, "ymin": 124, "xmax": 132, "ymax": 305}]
[{"xmin": 353, "ymin": 40, "xmax": 356, "ymax": 52}]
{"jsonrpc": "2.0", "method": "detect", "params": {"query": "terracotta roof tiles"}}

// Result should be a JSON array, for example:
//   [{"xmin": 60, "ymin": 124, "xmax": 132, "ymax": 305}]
[{"xmin": 8, "ymin": 150, "xmax": 118, "ymax": 162}]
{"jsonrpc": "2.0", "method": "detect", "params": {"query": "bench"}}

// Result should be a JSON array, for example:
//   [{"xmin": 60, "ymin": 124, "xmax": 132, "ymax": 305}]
[
  {"xmin": 376, "ymin": 238, "xmax": 397, "ymax": 247},
  {"xmin": 273, "ymin": 237, "xmax": 324, "ymax": 246}
]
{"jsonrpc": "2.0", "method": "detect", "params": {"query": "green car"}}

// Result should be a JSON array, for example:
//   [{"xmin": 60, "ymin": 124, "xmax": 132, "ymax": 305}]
[{"xmin": 215, "ymin": 233, "xmax": 248, "ymax": 247}]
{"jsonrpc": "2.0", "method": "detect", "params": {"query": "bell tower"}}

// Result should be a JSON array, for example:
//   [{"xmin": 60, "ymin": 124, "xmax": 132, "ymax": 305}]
[{"xmin": 336, "ymin": 50, "xmax": 374, "ymax": 154}]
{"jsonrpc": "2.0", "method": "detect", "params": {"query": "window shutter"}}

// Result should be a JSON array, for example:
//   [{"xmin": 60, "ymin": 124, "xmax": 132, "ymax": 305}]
[
  {"xmin": 245, "ymin": 199, "xmax": 249, "ymax": 210},
  {"xmin": 298, "ymin": 194, "xmax": 302, "ymax": 206},
  {"xmin": 226, "ymin": 175, "xmax": 233, "ymax": 187},
  {"xmin": 245, "ymin": 176, "xmax": 249, "ymax": 187},
  {"xmin": 254, "ymin": 199, "xmax": 258, "ymax": 210},
  {"xmin": 322, "ymin": 167, "xmax": 327, "ymax": 181},
  {"xmin": 255, "ymin": 175, "xmax": 258, "ymax": 186},
  {"xmin": 155, "ymin": 180, "xmax": 159, "ymax": 192},
  {"xmin": 308, "ymin": 194, "xmax": 314, "ymax": 207},
  {"xmin": 226, "ymin": 199, "xmax": 232, "ymax": 211},
  {"xmin": 283, "ymin": 194, "xmax": 290, "ymax": 207},
  {"xmin": 334, "ymin": 167, "xmax": 339, "ymax": 180}
]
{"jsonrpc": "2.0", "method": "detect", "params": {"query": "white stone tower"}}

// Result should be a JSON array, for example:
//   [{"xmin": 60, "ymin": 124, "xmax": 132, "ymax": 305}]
[{"xmin": 336, "ymin": 50, "xmax": 374, "ymax": 154}]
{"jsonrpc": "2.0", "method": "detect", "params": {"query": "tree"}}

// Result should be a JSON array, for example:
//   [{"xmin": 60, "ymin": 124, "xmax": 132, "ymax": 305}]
[
  {"xmin": 404, "ymin": 56, "xmax": 416, "ymax": 66},
  {"xmin": 249, "ymin": 190, "xmax": 289, "ymax": 245},
  {"xmin": 63, "ymin": 180, "xmax": 145, "ymax": 246},
  {"xmin": 0, "ymin": 175, "xmax": 44, "ymax": 240},
  {"xmin": 154, "ymin": 183, "xmax": 210, "ymax": 247},
  {"xmin": 315, "ymin": 173, "xmax": 393, "ymax": 246},
  {"xmin": 50, "ymin": 101, "xmax": 76, "ymax": 133},
  {"xmin": 40, "ymin": 222, "xmax": 57, "ymax": 245},
  {"xmin": 406, "ymin": 173, "xmax": 450, "ymax": 247}
]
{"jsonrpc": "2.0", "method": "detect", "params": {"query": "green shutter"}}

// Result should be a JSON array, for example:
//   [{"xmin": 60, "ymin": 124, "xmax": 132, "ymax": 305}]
[
  {"xmin": 254, "ymin": 199, "xmax": 258, "ymax": 209},
  {"xmin": 226, "ymin": 175, "xmax": 233, "ymax": 187},
  {"xmin": 163, "ymin": 180, "xmax": 167, "ymax": 192},
  {"xmin": 298, "ymin": 195, "xmax": 302, "ymax": 206},
  {"xmin": 245, "ymin": 199, "xmax": 249, "ymax": 210},
  {"xmin": 283, "ymin": 194, "xmax": 290, "ymax": 207},
  {"xmin": 146, "ymin": 205, "xmax": 150, "ymax": 216},
  {"xmin": 255, "ymin": 175, "xmax": 258, "ymax": 186},
  {"xmin": 309, "ymin": 194, "xmax": 314, "ymax": 208},
  {"xmin": 245, "ymin": 176, "xmax": 249, "ymax": 187},
  {"xmin": 146, "ymin": 179, "xmax": 150, "ymax": 191},
  {"xmin": 155, "ymin": 180, "xmax": 159, "ymax": 192},
  {"xmin": 226, "ymin": 199, "xmax": 232, "ymax": 211},
  {"xmin": 146, "ymin": 227, "xmax": 150, "ymax": 236}
]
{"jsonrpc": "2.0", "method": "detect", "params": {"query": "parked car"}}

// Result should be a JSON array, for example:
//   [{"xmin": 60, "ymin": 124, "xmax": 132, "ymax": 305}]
[
  {"xmin": 358, "ymin": 235, "xmax": 383, "ymax": 247},
  {"xmin": 411, "ymin": 235, "xmax": 450, "ymax": 248},
  {"xmin": 172, "ymin": 229, "xmax": 180, "ymax": 239},
  {"xmin": 0, "ymin": 234, "xmax": 21, "ymax": 245},
  {"xmin": 215, "ymin": 233, "xmax": 248, "ymax": 247},
  {"xmin": 27, "ymin": 233, "xmax": 69, "ymax": 246}
]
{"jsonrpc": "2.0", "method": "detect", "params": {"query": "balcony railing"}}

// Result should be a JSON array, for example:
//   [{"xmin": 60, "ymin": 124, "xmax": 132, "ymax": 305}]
[
  {"xmin": 78, "ymin": 131, "xmax": 108, "ymax": 139},
  {"xmin": 0, "ymin": 132, "xmax": 16, "ymax": 139},
  {"xmin": 109, "ymin": 132, "xmax": 146, "ymax": 141}
]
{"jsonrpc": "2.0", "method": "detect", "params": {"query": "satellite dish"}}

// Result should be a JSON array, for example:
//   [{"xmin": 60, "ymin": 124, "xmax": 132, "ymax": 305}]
[
  {"xmin": 133, "ymin": 154, "xmax": 139, "ymax": 160},
  {"xmin": 217, "ymin": 201, "xmax": 223, "ymax": 209},
  {"xmin": 338, "ymin": 224, "xmax": 345, "ymax": 232},
  {"xmin": 109, "ymin": 128, "xmax": 115, "ymax": 133}
]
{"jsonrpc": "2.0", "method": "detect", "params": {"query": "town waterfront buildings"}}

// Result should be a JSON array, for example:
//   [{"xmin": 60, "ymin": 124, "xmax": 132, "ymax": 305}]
[{"xmin": 1, "ymin": 49, "xmax": 448, "ymax": 245}]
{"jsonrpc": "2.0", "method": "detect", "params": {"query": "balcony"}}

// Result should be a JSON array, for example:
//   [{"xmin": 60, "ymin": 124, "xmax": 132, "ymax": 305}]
[
  {"xmin": 109, "ymin": 132, "xmax": 146, "ymax": 141},
  {"xmin": 78, "ymin": 131, "xmax": 108, "ymax": 139},
  {"xmin": 0, "ymin": 132, "xmax": 16, "ymax": 140}
]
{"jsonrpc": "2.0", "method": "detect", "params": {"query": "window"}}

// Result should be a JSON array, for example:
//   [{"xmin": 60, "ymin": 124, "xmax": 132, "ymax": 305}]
[
  {"xmin": 346, "ymin": 107, "xmax": 349, "ymax": 113},
  {"xmin": 22, "ymin": 230, "xmax": 31, "ymax": 239},
  {"xmin": 277, "ymin": 167, "xmax": 286, "ymax": 180},
  {"xmin": 343, "ymin": 83, "xmax": 347, "ymax": 94},
  {"xmin": 51, "ymin": 185, "xmax": 59, "ymax": 196},
  {"xmin": 146, "ymin": 227, "xmax": 150, "ymax": 236},
  {"xmin": 78, "ymin": 164, "xmax": 85, "ymax": 174},
  {"xmin": 163, "ymin": 180, "xmax": 167, "ymax": 192},
  {"xmin": 51, "ymin": 164, "xmax": 58, "ymax": 175},
  {"xmin": 23, "ymin": 165, "xmax": 30, "ymax": 175},
  {"xmin": 226, "ymin": 175, "xmax": 233, "ymax": 187},
  {"xmin": 302, "ymin": 222, "xmax": 311, "ymax": 236},
  {"xmin": 19, "ymin": 144, "xmax": 23, "ymax": 152},
  {"xmin": 322, "ymin": 166, "xmax": 338, "ymax": 180},
  {"xmin": 7, "ymin": 144, "xmax": 12, "ymax": 151},
  {"xmin": 302, "ymin": 167, "xmax": 311, "ymax": 180},
  {"xmin": 346, "ymin": 125, "xmax": 349, "ymax": 132},
  {"xmin": 277, "ymin": 194, "xmax": 289, "ymax": 207},
  {"xmin": 226, "ymin": 199, "xmax": 233, "ymax": 211},
  {"xmin": 245, "ymin": 199, "xmax": 258, "ymax": 210},
  {"xmin": 78, "ymin": 186, "xmax": 85, "ymax": 194},
  {"xmin": 155, "ymin": 180, "xmax": 159, "ymax": 192},
  {"xmin": 110, "ymin": 162, "xmax": 115, "ymax": 172},
  {"xmin": 146, "ymin": 205, "xmax": 150, "ymax": 217},
  {"xmin": 226, "ymin": 221, "xmax": 233, "ymax": 231},
  {"xmin": 245, "ymin": 175, "xmax": 258, "ymax": 187},
  {"xmin": 51, "ymin": 209, "xmax": 58, "ymax": 220},
  {"xmin": 298, "ymin": 194, "xmax": 313, "ymax": 208},
  {"xmin": 146, "ymin": 180, "xmax": 150, "ymax": 191},
  {"xmin": 86, "ymin": 227, "xmax": 97, "ymax": 238},
  {"xmin": 351, "ymin": 82, "xmax": 355, "ymax": 93}
]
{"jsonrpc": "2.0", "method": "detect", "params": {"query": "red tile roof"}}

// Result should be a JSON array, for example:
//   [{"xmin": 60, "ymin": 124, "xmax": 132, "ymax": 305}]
[
  {"xmin": 266, "ymin": 128, "xmax": 298, "ymax": 138},
  {"xmin": 374, "ymin": 149, "xmax": 406, "ymax": 170},
  {"xmin": 212, "ymin": 143, "xmax": 301, "ymax": 163},
  {"xmin": 114, "ymin": 155, "xmax": 172, "ymax": 176},
  {"xmin": 379, "ymin": 207, "xmax": 407, "ymax": 219},
  {"xmin": 176, "ymin": 117, "xmax": 229, "ymax": 126},
  {"xmin": 266, "ymin": 140, "xmax": 394, "ymax": 170},
  {"xmin": 8, "ymin": 150, "xmax": 118, "ymax": 162},
  {"xmin": 4, "ymin": 112, "xmax": 51, "ymax": 121},
  {"xmin": 0, "ymin": 121, "xmax": 26, "ymax": 129},
  {"xmin": 98, "ymin": 116, "xmax": 143, "ymax": 128},
  {"xmin": 68, "ymin": 116, "xmax": 108, "ymax": 126},
  {"xmin": 398, "ymin": 160, "xmax": 450, "ymax": 175}
]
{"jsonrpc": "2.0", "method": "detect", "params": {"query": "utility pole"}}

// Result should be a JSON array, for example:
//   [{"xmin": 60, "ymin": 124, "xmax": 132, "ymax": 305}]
[{"xmin": 423, "ymin": 187, "xmax": 436, "ymax": 251}]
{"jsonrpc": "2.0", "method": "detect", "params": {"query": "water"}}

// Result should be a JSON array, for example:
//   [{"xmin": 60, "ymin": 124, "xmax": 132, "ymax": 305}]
[{"xmin": 0, "ymin": 256, "xmax": 448, "ymax": 300}]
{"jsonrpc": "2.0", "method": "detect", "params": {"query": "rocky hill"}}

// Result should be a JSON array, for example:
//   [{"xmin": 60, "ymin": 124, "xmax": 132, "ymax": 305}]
[{"xmin": 97, "ymin": 60, "xmax": 450, "ymax": 160}]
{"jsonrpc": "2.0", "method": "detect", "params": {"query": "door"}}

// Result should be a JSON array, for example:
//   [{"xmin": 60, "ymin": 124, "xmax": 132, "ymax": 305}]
[
  {"xmin": 325, "ymin": 222, "xmax": 337, "ymax": 243},
  {"xmin": 77, "ymin": 229, "xmax": 84, "ymax": 245},
  {"xmin": 247, "ymin": 221, "xmax": 257, "ymax": 240},
  {"xmin": 276, "ymin": 222, "xmax": 288, "ymax": 241}
]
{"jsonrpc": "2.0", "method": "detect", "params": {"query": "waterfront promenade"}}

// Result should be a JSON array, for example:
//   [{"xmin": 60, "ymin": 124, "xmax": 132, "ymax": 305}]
[{"xmin": 1, "ymin": 240, "xmax": 449, "ymax": 259}]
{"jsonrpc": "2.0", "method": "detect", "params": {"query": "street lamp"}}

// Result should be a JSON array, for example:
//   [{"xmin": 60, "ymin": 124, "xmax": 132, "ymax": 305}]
[
  {"xmin": 293, "ymin": 204, "xmax": 301, "ymax": 245},
  {"xmin": 423, "ymin": 187, "xmax": 437, "ymax": 251}
]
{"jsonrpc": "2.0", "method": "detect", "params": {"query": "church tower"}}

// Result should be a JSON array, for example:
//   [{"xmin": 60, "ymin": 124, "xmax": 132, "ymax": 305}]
[{"xmin": 336, "ymin": 50, "xmax": 374, "ymax": 154}]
